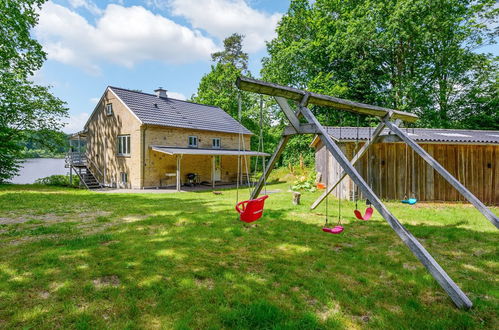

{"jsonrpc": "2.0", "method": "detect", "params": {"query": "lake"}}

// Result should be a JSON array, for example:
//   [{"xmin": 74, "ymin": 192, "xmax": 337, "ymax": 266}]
[{"xmin": 9, "ymin": 158, "xmax": 68, "ymax": 184}]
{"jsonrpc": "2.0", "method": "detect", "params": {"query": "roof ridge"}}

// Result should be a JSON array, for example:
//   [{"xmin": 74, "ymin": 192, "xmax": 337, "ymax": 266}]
[{"xmin": 108, "ymin": 86, "xmax": 220, "ymax": 109}]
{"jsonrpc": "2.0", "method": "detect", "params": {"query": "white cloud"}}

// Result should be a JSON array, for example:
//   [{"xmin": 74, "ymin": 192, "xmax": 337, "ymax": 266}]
[
  {"xmin": 89, "ymin": 97, "xmax": 100, "ymax": 104},
  {"xmin": 34, "ymin": 2, "xmax": 218, "ymax": 73},
  {"xmin": 167, "ymin": 91, "xmax": 186, "ymax": 100},
  {"xmin": 63, "ymin": 112, "xmax": 90, "ymax": 133},
  {"xmin": 169, "ymin": 0, "xmax": 282, "ymax": 53},
  {"xmin": 68, "ymin": 0, "xmax": 102, "ymax": 15}
]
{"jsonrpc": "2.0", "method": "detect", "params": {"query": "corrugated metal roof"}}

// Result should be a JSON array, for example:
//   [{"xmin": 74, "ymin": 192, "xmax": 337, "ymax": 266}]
[
  {"xmin": 110, "ymin": 87, "xmax": 253, "ymax": 135},
  {"xmin": 324, "ymin": 127, "xmax": 499, "ymax": 144},
  {"xmin": 151, "ymin": 146, "xmax": 269, "ymax": 156}
]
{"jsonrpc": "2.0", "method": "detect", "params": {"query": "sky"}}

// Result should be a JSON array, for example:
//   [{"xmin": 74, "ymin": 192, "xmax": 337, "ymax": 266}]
[
  {"xmin": 32, "ymin": 0, "xmax": 498, "ymax": 134},
  {"xmin": 33, "ymin": 0, "xmax": 290, "ymax": 133}
]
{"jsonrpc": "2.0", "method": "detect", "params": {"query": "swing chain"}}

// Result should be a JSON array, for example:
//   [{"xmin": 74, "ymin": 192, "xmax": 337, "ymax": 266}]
[{"xmin": 337, "ymin": 113, "xmax": 343, "ymax": 225}]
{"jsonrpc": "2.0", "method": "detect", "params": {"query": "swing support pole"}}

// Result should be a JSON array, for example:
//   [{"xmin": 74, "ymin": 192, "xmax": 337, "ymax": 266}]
[{"xmin": 234, "ymin": 76, "xmax": 496, "ymax": 309}]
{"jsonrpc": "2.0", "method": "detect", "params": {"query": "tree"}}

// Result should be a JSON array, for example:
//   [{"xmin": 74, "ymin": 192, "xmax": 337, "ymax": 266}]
[
  {"xmin": 262, "ymin": 0, "xmax": 498, "ymax": 129},
  {"xmin": 193, "ymin": 34, "xmax": 278, "ymax": 154},
  {"xmin": 0, "ymin": 0, "xmax": 68, "ymax": 182},
  {"xmin": 211, "ymin": 33, "xmax": 249, "ymax": 72}
]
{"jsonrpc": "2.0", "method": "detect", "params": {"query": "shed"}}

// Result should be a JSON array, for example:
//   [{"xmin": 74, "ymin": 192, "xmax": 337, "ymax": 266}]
[{"xmin": 311, "ymin": 127, "xmax": 499, "ymax": 205}]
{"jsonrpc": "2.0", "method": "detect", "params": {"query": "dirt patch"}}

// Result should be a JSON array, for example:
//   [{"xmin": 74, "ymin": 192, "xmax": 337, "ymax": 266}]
[
  {"xmin": 420, "ymin": 290, "xmax": 446, "ymax": 304},
  {"xmin": 39, "ymin": 291, "xmax": 50, "ymax": 299},
  {"xmin": 195, "ymin": 278, "xmax": 214, "ymax": 290},
  {"xmin": 77, "ymin": 221, "xmax": 115, "ymax": 234},
  {"xmin": 0, "ymin": 211, "xmax": 111, "ymax": 225},
  {"xmin": 100, "ymin": 240, "xmax": 119, "ymax": 246},
  {"xmin": 402, "ymin": 263, "xmax": 418, "ymax": 270},
  {"xmin": 6, "ymin": 234, "xmax": 60, "ymax": 246},
  {"xmin": 316, "ymin": 303, "xmax": 340, "ymax": 321},
  {"xmin": 358, "ymin": 315, "xmax": 371, "ymax": 323},
  {"xmin": 93, "ymin": 275, "xmax": 121, "ymax": 288},
  {"xmin": 122, "ymin": 215, "xmax": 148, "ymax": 223}
]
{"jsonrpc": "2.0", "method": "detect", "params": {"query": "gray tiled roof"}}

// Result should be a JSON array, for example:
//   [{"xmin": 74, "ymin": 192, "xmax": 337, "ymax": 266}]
[
  {"xmin": 325, "ymin": 127, "xmax": 499, "ymax": 144},
  {"xmin": 110, "ymin": 87, "xmax": 252, "ymax": 135}
]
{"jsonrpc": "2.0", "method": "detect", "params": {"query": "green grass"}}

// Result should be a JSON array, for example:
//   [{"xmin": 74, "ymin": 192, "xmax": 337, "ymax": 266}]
[{"xmin": 0, "ymin": 183, "xmax": 497, "ymax": 329}]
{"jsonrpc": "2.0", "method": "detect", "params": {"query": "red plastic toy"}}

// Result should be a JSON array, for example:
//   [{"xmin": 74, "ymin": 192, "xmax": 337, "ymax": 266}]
[
  {"xmin": 235, "ymin": 195, "xmax": 269, "ymax": 223},
  {"xmin": 322, "ymin": 226, "xmax": 344, "ymax": 234},
  {"xmin": 354, "ymin": 207, "xmax": 374, "ymax": 221}
]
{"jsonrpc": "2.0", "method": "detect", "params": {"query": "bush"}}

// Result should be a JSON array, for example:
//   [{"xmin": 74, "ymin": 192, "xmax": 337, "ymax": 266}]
[
  {"xmin": 35, "ymin": 174, "xmax": 79, "ymax": 187},
  {"xmin": 291, "ymin": 171, "xmax": 317, "ymax": 192}
]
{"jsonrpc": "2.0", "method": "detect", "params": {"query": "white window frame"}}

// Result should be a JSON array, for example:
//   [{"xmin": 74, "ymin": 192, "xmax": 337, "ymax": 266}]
[
  {"xmin": 120, "ymin": 172, "xmax": 128, "ymax": 185},
  {"xmin": 212, "ymin": 138, "xmax": 221, "ymax": 149},
  {"xmin": 105, "ymin": 103, "xmax": 113, "ymax": 116},
  {"xmin": 117, "ymin": 135, "xmax": 130, "ymax": 156},
  {"xmin": 188, "ymin": 136, "xmax": 198, "ymax": 148}
]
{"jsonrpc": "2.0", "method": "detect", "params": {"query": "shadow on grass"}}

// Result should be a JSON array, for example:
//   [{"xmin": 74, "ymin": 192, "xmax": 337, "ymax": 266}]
[{"xmin": 0, "ymin": 187, "xmax": 497, "ymax": 329}]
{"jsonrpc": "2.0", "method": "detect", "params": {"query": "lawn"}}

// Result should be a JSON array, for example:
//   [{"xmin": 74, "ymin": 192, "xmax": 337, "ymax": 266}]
[{"xmin": 0, "ymin": 183, "xmax": 497, "ymax": 329}]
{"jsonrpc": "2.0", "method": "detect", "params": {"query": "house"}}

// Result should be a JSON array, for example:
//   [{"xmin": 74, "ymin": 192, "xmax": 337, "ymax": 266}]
[
  {"xmin": 311, "ymin": 127, "xmax": 499, "ymax": 205},
  {"xmin": 68, "ymin": 86, "xmax": 267, "ymax": 190}
]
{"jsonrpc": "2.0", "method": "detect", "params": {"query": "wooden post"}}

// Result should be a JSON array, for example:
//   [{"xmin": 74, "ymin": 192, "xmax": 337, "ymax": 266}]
[
  {"xmin": 310, "ymin": 120, "xmax": 387, "ymax": 210},
  {"xmin": 213, "ymin": 156, "xmax": 215, "ymax": 189},
  {"xmin": 292, "ymin": 192, "xmax": 301, "ymax": 205},
  {"xmin": 69, "ymin": 166, "xmax": 73, "ymax": 186},
  {"xmin": 299, "ymin": 105, "xmax": 472, "ymax": 309},
  {"xmin": 384, "ymin": 120, "xmax": 499, "ymax": 229},
  {"xmin": 77, "ymin": 135, "xmax": 81, "ymax": 162},
  {"xmin": 176, "ymin": 154, "xmax": 181, "ymax": 192}
]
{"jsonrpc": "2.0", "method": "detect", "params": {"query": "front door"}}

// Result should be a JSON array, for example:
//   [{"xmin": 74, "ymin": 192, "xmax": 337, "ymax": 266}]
[{"xmin": 213, "ymin": 156, "xmax": 221, "ymax": 181}]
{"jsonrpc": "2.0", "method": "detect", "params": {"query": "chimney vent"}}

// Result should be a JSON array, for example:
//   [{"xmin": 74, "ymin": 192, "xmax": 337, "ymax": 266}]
[{"xmin": 154, "ymin": 87, "xmax": 167, "ymax": 98}]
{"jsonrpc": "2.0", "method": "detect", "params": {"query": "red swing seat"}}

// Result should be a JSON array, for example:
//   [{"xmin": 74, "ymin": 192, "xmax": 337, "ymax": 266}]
[
  {"xmin": 322, "ymin": 225, "xmax": 344, "ymax": 234},
  {"xmin": 354, "ymin": 207, "xmax": 374, "ymax": 221},
  {"xmin": 235, "ymin": 195, "xmax": 269, "ymax": 223}
]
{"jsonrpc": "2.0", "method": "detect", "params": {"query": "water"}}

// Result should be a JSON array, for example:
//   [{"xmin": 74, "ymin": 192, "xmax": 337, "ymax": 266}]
[{"xmin": 9, "ymin": 158, "xmax": 68, "ymax": 184}]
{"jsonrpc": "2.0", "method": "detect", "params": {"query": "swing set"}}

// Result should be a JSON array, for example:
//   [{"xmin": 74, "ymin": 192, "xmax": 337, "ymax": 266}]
[{"xmin": 233, "ymin": 76, "xmax": 498, "ymax": 309}]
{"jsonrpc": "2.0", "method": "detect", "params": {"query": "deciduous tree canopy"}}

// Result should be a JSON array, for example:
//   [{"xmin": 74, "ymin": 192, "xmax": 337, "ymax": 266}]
[
  {"xmin": 262, "ymin": 0, "xmax": 498, "ymax": 129},
  {"xmin": 0, "ymin": 0, "xmax": 68, "ymax": 181}
]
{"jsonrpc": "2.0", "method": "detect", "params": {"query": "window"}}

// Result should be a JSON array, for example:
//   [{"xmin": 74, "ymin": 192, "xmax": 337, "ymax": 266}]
[
  {"xmin": 105, "ymin": 103, "xmax": 113, "ymax": 116},
  {"xmin": 212, "ymin": 138, "xmax": 221, "ymax": 149},
  {"xmin": 120, "ymin": 172, "xmax": 128, "ymax": 185},
  {"xmin": 117, "ymin": 135, "xmax": 130, "ymax": 155},
  {"xmin": 188, "ymin": 136, "xmax": 198, "ymax": 148}
]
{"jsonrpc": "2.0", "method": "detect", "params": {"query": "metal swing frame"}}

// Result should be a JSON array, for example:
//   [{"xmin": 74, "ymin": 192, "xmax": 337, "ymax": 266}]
[{"xmin": 237, "ymin": 76, "xmax": 499, "ymax": 310}]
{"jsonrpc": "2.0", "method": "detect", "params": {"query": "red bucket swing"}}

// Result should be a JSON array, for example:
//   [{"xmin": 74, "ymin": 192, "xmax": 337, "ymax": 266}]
[
  {"xmin": 234, "ymin": 94, "xmax": 269, "ymax": 223},
  {"xmin": 236, "ymin": 195, "xmax": 269, "ymax": 223}
]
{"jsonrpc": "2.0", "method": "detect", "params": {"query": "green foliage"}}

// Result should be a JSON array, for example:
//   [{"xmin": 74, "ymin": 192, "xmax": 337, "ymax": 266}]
[
  {"xmin": 291, "ymin": 175, "xmax": 317, "ymax": 193},
  {"xmin": 262, "ymin": 0, "xmax": 499, "ymax": 129},
  {"xmin": 35, "ymin": 174, "xmax": 79, "ymax": 187},
  {"xmin": 193, "ymin": 34, "xmax": 280, "ymax": 158},
  {"xmin": 18, "ymin": 129, "xmax": 69, "ymax": 158},
  {"xmin": 0, "ymin": 0, "xmax": 68, "ymax": 182},
  {"xmin": 211, "ymin": 33, "xmax": 249, "ymax": 72}
]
